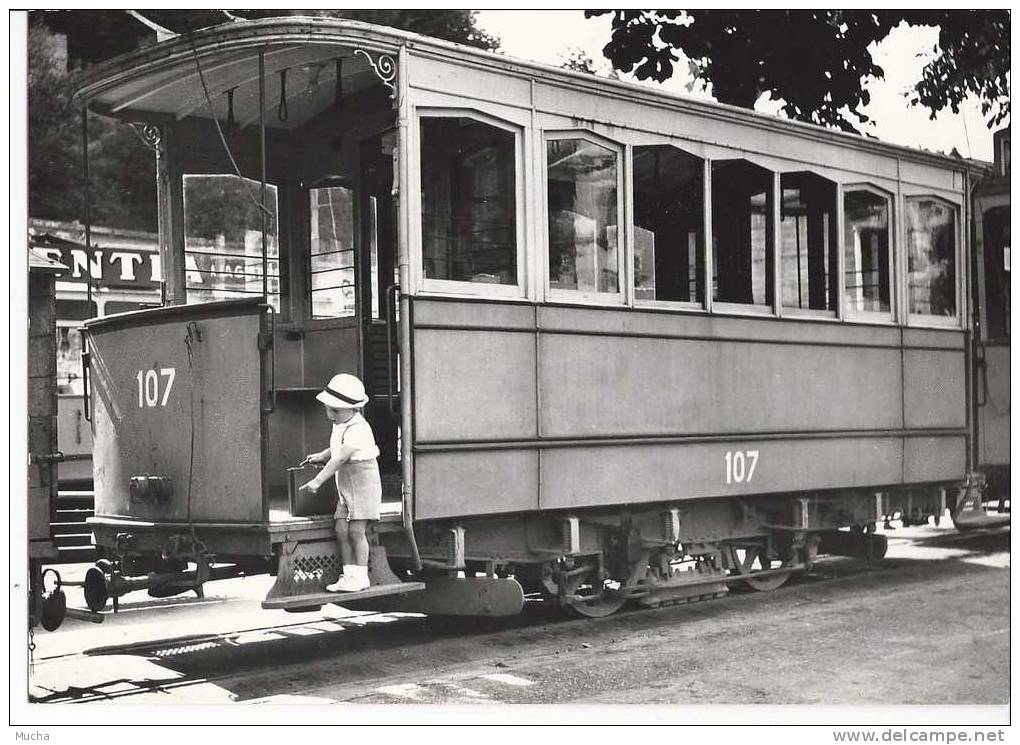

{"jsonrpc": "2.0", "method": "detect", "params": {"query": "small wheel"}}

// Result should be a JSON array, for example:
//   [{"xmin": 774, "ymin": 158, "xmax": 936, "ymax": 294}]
[
  {"xmin": 725, "ymin": 545, "xmax": 791, "ymax": 592},
  {"xmin": 40, "ymin": 589, "xmax": 66, "ymax": 631},
  {"xmin": 84, "ymin": 567, "xmax": 109, "ymax": 612},
  {"xmin": 559, "ymin": 565, "xmax": 626, "ymax": 618}
]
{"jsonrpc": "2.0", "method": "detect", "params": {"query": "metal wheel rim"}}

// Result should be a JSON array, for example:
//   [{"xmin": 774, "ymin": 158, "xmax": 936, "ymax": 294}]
[{"xmin": 560, "ymin": 567, "xmax": 626, "ymax": 618}]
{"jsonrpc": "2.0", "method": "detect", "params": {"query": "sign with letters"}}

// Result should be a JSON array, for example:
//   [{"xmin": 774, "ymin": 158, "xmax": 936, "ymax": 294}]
[{"xmin": 34, "ymin": 245, "xmax": 162, "ymax": 289}]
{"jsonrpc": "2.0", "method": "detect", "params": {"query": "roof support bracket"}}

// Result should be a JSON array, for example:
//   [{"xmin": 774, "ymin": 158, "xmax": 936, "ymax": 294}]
[{"xmin": 353, "ymin": 48, "xmax": 396, "ymax": 93}]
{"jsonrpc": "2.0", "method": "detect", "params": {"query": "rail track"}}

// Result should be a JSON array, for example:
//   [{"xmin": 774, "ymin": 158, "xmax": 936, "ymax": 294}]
[
  {"xmin": 29, "ymin": 525, "xmax": 1009, "ymax": 705},
  {"xmin": 28, "ymin": 565, "xmax": 849, "ymax": 704}
]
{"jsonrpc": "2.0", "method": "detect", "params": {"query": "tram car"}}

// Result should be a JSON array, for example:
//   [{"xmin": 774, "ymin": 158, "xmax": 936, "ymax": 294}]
[
  {"xmin": 69, "ymin": 17, "xmax": 996, "ymax": 618},
  {"xmin": 960, "ymin": 127, "xmax": 1011, "ymax": 529}
]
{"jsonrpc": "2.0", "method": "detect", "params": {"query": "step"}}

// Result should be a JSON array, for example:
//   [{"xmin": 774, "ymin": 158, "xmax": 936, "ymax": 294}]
[
  {"xmin": 261, "ymin": 581, "xmax": 425, "ymax": 610},
  {"xmin": 53, "ymin": 545, "xmax": 96, "ymax": 563},
  {"xmin": 954, "ymin": 511, "xmax": 1011, "ymax": 531},
  {"xmin": 51, "ymin": 522, "xmax": 90, "ymax": 536},
  {"xmin": 56, "ymin": 495, "xmax": 95, "ymax": 509},
  {"xmin": 53, "ymin": 533, "xmax": 93, "ymax": 547},
  {"xmin": 55, "ymin": 508, "xmax": 95, "ymax": 521}
]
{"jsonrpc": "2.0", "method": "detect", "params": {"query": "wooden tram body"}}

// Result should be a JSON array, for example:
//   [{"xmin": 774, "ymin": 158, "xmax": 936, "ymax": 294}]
[{"xmin": 72, "ymin": 18, "xmax": 985, "ymax": 616}]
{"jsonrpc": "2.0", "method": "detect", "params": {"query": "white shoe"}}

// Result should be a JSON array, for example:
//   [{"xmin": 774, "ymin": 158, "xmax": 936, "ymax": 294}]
[{"xmin": 326, "ymin": 565, "xmax": 370, "ymax": 592}]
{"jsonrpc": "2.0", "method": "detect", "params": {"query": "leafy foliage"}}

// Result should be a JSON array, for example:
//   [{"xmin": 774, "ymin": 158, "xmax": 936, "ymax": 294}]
[
  {"xmin": 900, "ymin": 11, "xmax": 1010, "ymax": 127},
  {"xmin": 37, "ymin": 10, "xmax": 498, "ymax": 65},
  {"xmin": 28, "ymin": 21, "xmax": 157, "ymax": 230},
  {"xmin": 559, "ymin": 47, "xmax": 620, "ymax": 79},
  {"xmin": 587, "ymin": 10, "xmax": 1009, "ymax": 132}
]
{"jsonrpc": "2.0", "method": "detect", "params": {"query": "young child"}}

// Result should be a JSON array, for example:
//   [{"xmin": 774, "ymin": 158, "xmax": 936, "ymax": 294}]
[{"xmin": 299, "ymin": 373, "xmax": 381, "ymax": 592}]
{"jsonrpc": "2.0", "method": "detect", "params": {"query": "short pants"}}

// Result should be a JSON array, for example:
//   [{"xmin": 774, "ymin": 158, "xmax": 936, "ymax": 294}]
[{"xmin": 334, "ymin": 459, "xmax": 382, "ymax": 521}]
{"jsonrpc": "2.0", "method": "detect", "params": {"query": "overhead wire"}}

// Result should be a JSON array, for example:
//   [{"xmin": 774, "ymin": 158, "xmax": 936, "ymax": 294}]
[{"xmin": 182, "ymin": 22, "xmax": 271, "ymax": 222}]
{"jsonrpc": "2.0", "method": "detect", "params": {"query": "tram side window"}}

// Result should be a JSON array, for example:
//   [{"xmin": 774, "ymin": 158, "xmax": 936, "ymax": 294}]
[
  {"xmin": 55, "ymin": 300, "xmax": 96, "ymax": 395},
  {"xmin": 632, "ymin": 145, "xmax": 704, "ymax": 304},
  {"xmin": 711, "ymin": 160, "xmax": 774, "ymax": 306},
  {"xmin": 780, "ymin": 172, "xmax": 837, "ymax": 312},
  {"xmin": 309, "ymin": 184, "xmax": 356, "ymax": 318},
  {"xmin": 183, "ymin": 174, "xmax": 281, "ymax": 312},
  {"xmin": 843, "ymin": 189, "xmax": 892, "ymax": 315},
  {"xmin": 983, "ymin": 205, "xmax": 1010, "ymax": 339},
  {"xmin": 420, "ymin": 117, "xmax": 518, "ymax": 286},
  {"xmin": 906, "ymin": 197, "xmax": 957, "ymax": 317},
  {"xmin": 547, "ymin": 137, "xmax": 620, "ymax": 294}
]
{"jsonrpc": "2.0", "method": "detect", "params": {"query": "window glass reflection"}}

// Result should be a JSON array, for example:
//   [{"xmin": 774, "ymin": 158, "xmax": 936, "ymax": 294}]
[
  {"xmin": 907, "ymin": 198, "xmax": 957, "ymax": 317},
  {"xmin": 547, "ymin": 138, "xmax": 619, "ymax": 294},
  {"xmin": 309, "ymin": 185, "xmax": 355, "ymax": 318},
  {"xmin": 183, "ymin": 174, "xmax": 281, "ymax": 312},
  {"xmin": 844, "ymin": 189, "xmax": 892, "ymax": 314},
  {"xmin": 421, "ymin": 117, "xmax": 517, "ymax": 285},
  {"xmin": 780, "ymin": 172, "xmax": 837, "ymax": 312}
]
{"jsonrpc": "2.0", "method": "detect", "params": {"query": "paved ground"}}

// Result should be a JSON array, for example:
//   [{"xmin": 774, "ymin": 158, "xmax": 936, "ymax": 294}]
[{"xmin": 26, "ymin": 522, "xmax": 1009, "ymax": 706}]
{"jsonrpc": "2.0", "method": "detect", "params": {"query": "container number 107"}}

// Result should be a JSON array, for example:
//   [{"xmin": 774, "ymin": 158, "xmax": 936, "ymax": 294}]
[
  {"xmin": 724, "ymin": 449, "xmax": 759, "ymax": 484},
  {"xmin": 136, "ymin": 368, "xmax": 176, "ymax": 408}
]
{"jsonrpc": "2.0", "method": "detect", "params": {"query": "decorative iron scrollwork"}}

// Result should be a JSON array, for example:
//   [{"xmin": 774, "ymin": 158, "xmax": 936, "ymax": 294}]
[
  {"xmin": 354, "ymin": 49, "xmax": 396, "ymax": 91},
  {"xmin": 128, "ymin": 123, "xmax": 163, "ymax": 158}
]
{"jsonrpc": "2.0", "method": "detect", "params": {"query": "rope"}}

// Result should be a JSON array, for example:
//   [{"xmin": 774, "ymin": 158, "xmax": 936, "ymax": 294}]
[{"xmin": 183, "ymin": 322, "xmax": 206, "ymax": 558}]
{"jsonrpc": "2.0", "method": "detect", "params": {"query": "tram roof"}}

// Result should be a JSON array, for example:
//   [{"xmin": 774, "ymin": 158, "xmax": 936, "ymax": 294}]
[{"xmin": 74, "ymin": 16, "xmax": 970, "ymax": 171}]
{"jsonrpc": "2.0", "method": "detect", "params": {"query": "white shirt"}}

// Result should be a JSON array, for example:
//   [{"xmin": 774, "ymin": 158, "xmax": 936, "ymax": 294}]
[{"xmin": 329, "ymin": 413, "xmax": 380, "ymax": 462}]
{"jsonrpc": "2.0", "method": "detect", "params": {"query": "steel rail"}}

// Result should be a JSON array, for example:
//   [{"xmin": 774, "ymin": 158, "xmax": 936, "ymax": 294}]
[{"xmin": 29, "ymin": 610, "xmax": 420, "ymax": 704}]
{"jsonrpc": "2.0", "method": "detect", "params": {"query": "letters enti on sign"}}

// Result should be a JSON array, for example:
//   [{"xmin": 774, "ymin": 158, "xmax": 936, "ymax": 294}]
[{"xmin": 35, "ymin": 245, "xmax": 162, "ymax": 290}]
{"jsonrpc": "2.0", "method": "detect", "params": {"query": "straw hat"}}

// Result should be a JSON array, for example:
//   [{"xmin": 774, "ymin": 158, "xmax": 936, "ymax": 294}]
[{"xmin": 316, "ymin": 373, "xmax": 369, "ymax": 409}]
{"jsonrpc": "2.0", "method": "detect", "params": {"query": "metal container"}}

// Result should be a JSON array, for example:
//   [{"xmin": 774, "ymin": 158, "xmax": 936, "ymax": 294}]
[{"xmin": 287, "ymin": 464, "xmax": 337, "ymax": 517}]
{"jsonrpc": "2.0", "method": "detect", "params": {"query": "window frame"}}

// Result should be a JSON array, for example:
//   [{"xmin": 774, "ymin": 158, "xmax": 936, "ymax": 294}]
[
  {"xmin": 708, "ymin": 161, "xmax": 779, "ymax": 318},
  {"xmin": 542, "ymin": 129, "xmax": 627, "ymax": 306},
  {"xmin": 414, "ymin": 108, "xmax": 527, "ymax": 299},
  {"xmin": 841, "ymin": 183, "xmax": 897, "ymax": 325},
  {"xmin": 180, "ymin": 172, "xmax": 283, "ymax": 310},
  {"xmin": 978, "ymin": 202, "xmax": 1010, "ymax": 341},
  {"xmin": 777, "ymin": 171, "xmax": 840, "ymax": 321},
  {"xmin": 631, "ymin": 143, "xmax": 709, "ymax": 312},
  {"xmin": 305, "ymin": 176, "xmax": 359, "ymax": 321},
  {"xmin": 903, "ymin": 193, "xmax": 963, "ymax": 328}
]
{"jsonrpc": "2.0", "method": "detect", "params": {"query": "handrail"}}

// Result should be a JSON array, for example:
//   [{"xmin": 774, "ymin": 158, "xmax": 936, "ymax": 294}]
[
  {"xmin": 260, "ymin": 303, "xmax": 276, "ymax": 414},
  {"xmin": 385, "ymin": 284, "xmax": 399, "ymax": 416},
  {"xmin": 80, "ymin": 331, "xmax": 92, "ymax": 423},
  {"xmin": 975, "ymin": 341, "xmax": 988, "ymax": 408}
]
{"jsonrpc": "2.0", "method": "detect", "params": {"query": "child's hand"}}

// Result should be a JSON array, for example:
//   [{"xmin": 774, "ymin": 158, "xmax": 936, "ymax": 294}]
[
  {"xmin": 299, "ymin": 480, "xmax": 321, "ymax": 494},
  {"xmin": 303, "ymin": 452, "xmax": 329, "ymax": 466}
]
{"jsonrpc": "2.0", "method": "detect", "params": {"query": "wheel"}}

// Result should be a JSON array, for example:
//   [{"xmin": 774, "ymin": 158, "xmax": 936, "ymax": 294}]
[
  {"xmin": 558, "ymin": 564, "xmax": 627, "ymax": 618},
  {"xmin": 84, "ymin": 566, "xmax": 109, "ymax": 612},
  {"xmin": 512, "ymin": 562, "xmax": 557, "ymax": 598},
  {"xmin": 724, "ymin": 545, "xmax": 792, "ymax": 592}
]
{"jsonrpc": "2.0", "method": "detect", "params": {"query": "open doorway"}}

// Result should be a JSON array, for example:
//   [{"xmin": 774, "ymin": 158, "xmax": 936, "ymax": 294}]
[{"xmin": 358, "ymin": 131, "xmax": 400, "ymax": 481}]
